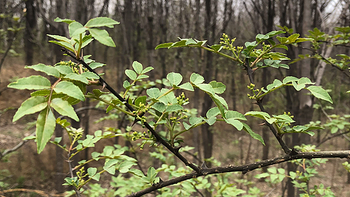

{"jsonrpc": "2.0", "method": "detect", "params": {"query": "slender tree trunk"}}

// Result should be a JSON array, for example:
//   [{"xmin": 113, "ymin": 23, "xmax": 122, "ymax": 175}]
[
  {"xmin": 55, "ymin": 125, "xmax": 64, "ymax": 193},
  {"xmin": 24, "ymin": 0, "xmax": 36, "ymax": 65}
]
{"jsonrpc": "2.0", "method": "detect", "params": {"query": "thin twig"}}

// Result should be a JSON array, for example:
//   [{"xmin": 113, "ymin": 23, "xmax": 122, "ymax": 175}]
[{"xmin": 316, "ymin": 130, "xmax": 350, "ymax": 147}]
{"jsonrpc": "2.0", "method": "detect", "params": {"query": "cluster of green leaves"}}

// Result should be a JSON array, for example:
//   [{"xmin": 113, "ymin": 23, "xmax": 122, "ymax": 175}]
[
  {"xmin": 49, "ymin": 17, "xmax": 119, "ymax": 58},
  {"xmin": 9, "ymin": 61, "xmax": 99, "ymax": 153},
  {"xmin": 255, "ymin": 146, "xmax": 335, "ymax": 197},
  {"xmin": 293, "ymin": 26, "xmax": 350, "ymax": 71},
  {"xmin": 85, "ymin": 146, "xmax": 264, "ymax": 197},
  {"xmin": 8, "ymin": 17, "xmax": 119, "ymax": 154},
  {"xmin": 289, "ymin": 145, "xmax": 335, "ymax": 197},
  {"xmin": 7, "ymin": 15, "xmax": 346, "ymax": 196}
]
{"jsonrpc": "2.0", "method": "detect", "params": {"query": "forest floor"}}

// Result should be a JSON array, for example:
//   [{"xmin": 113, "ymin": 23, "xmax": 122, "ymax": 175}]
[{"xmin": 1, "ymin": 59, "xmax": 350, "ymax": 196}]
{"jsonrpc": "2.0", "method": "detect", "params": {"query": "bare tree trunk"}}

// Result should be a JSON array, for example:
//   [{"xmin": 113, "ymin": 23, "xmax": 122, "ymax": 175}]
[
  {"xmin": 298, "ymin": 0, "xmax": 313, "ymax": 145},
  {"xmin": 55, "ymin": 125, "xmax": 64, "ymax": 193},
  {"xmin": 24, "ymin": 0, "xmax": 36, "ymax": 65}
]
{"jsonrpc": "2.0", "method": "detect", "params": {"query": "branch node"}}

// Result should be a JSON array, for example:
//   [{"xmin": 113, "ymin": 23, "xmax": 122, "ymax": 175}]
[{"xmin": 290, "ymin": 148, "xmax": 299, "ymax": 156}]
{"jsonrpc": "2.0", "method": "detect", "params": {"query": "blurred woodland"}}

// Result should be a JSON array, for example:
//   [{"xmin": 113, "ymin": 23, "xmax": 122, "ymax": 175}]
[{"xmin": 1, "ymin": 0, "xmax": 350, "ymax": 196}]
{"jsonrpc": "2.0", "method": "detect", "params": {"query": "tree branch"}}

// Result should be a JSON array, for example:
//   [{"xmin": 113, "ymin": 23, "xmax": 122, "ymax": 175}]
[
  {"xmin": 62, "ymin": 48, "xmax": 201, "ymax": 173},
  {"xmin": 127, "ymin": 150, "xmax": 350, "ymax": 196},
  {"xmin": 244, "ymin": 59, "xmax": 291, "ymax": 154}
]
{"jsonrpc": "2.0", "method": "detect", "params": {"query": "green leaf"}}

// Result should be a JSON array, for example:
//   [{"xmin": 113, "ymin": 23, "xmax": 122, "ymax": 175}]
[
  {"xmin": 119, "ymin": 161, "xmax": 136, "ymax": 173},
  {"xmin": 85, "ymin": 17, "xmax": 120, "ymax": 28},
  {"xmin": 167, "ymin": 72, "xmax": 183, "ymax": 86},
  {"xmin": 295, "ymin": 38, "xmax": 313, "ymax": 43},
  {"xmin": 155, "ymin": 42, "xmax": 173, "ymax": 49},
  {"xmin": 23, "ymin": 136, "xmax": 36, "ymax": 140},
  {"xmin": 147, "ymin": 167, "xmax": 158, "ymax": 183},
  {"xmin": 179, "ymin": 82, "xmax": 194, "ymax": 91},
  {"xmin": 137, "ymin": 74, "xmax": 149, "ymax": 80},
  {"xmin": 49, "ymin": 40, "xmax": 75, "ymax": 52},
  {"xmin": 132, "ymin": 61, "xmax": 143, "ymax": 74},
  {"xmin": 103, "ymin": 159, "xmax": 119, "ymax": 175},
  {"xmin": 8, "ymin": 75, "xmax": 51, "ymax": 90},
  {"xmin": 307, "ymin": 86, "xmax": 333, "ymax": 104},
  {"xmin": 31, "ymin": 89, "xmax": 51, "ymax": 96},
  {"xmin": 71, "ymin": 27, "xmax": 88, "ymax": 37},
  {"xmin": 25, "ymin": 64, "xmax": 60, "ymax": 78},
  {"xmin": 36, "ymin": 108, "xmax": 56, "ymax": 153},
  {"xmin": 266, "ymin": 79, "xmax": 283, "ymax": 91},
  {"xmin": 190, "ymin": 73, "xmax": 205, "ymax": 85},
  {"xmin": 276, "ymin": 45, "xmax": 288, "ymax": 50},
  {"xmin": 243, "ymin": 123, "xmax": 265, "ymax": 145},
  {"xmin": 142, "ymin": 66, "xmax": 154, "ymax": 74},
  {"xmin": 129, "ymin": 169, "xmax": 145, "ymax": 178},
  {"xmin": 197, "ymin": 84, "xmax": 215, "ymax": 94},
  {"xmin": 225, "ymin": 118, "xmax": 243, "ymax": 130},
  {"xmin": 266, "ymin": 30, "xmax": 285, "ymax": 37},
  {"xmin": 256, "ymin": 34, "xmax": 269, "ymax": 42},
  {"xmin": 166, "ymin": 104, "xmax": 183, "ymax": 112},
  {"xmin": 89, "ymin": 62, "xmax": 105, "ymax": 69},
  {"xmin": 283, "ymin": 76, "xmax": 299, "ymax": 84},
  {"xmin": 54, "ymin": 81, "xmax": 85, "ymax": 101},
  {"xmin": 274, "ymin": 114, "xmax": 295, "ymax": 123},
  {"xmin": 209, "ymin": 81, "xmax": 226, "ymax": 94},
  {"xmin": 147, "ymin": 88, "xmax": 161, "ymax": 99},
  {"xmin": 64, "ymin": 73, "xmax": 89, "ymax": 84},
  {"xmin": 47, "ymin": 34, "xmax": 71, "ymax": 43},
  {"xmin": 68, "ymin": 21, "xmax": 84, "ymax": 37},
  {"xmin": 205, "ymin": 116, "xmax": 216, "ymax": 125},
  {"xmin": 81, "ymin": 34, "xmax": 93, "ymax": 48},
  {"xmin": 286, "ymin": 33, "xmax": 300, "ymax": 43},
  {"xmin": 135, "ymin": 96, "xmax": 147, "ymax": 107},
  {"xmin": 245, "ymin": 111, "xmax": 271, "ymax": 120},
  {"xmin": 13, "ymin": 96, "xmax": 48, "ymax": 122},
  {"xmin": 50, "ymin": 98, "xmax": 79, "ymax": 121},
  {"xmin": 91, "ymin": 152, "xmax": 101, "ymax": 160},
  {"xmin": 170, "ymin": 40, "xmax": 186, "ymax": 48},
  {"xmin": 81, "ymin": 72, "xmax": 99, "ymax": 79},
  {"xmin": 88, "ymin": 28, "xmax": 116, "ymax": 47},
  {"xmin": 158, "ymin": 89, "xmax": 177, "ymax": 104},
  {"xmin": 211, "ymin": 94, "xmax": 228, "ymax": 117},
  {"xmin": 54, "ymin": 17, "xmax": 75, "ymax": 24},
  {"xmin": 225, "ymin": 110, "xmax": 247, "ymax": 121},
  {"xmin": 206, "ymin": 107, "xmax": 220, "ymax": 118},
  {"xmin": 152, "ymin": 102, "xmax": 166, "ymax": 112},
  {"xmin": 123, "ymin": 80, "xmax": 131, "ymax": 89},
  {"xmin": 87, "ymin": 167, "xmax": 97, "ymax": 176},
  {"xmin": 54, "ymin": 65, "xmax": 74, "ymax": 75},
  {"xmin": 210, "ymin": 44, "xmax": 223, "ymax": 52},
  {"xmin": 277, "ymin": 36, "xmax": 287, "ymax": 44},
  {"xmin": 125, "ymin": 69, "xmax": 137, "ymax": 80},
  {"xmin": 189, "ymin": 116, "xmax": 203, "ymax": 126}
]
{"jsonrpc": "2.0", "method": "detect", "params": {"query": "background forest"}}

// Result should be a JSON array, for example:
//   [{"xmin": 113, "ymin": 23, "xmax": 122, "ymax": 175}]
[{"xmin": 1, "ymin": 0, "xmax": 350, "ymax": 196}]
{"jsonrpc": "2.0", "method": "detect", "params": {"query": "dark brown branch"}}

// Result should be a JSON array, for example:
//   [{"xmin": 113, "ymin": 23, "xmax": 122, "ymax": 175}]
[
  {"xmin": 0, "ymin": 30, "xmax": 19, "ymax": 71},
  {"xmin": 127, "ymin": 150, "xmax": 350, "ymax": 197},
  {"xmin": 0, "ymin": 131, "xmax": 33, "ymax": 160},
  {"xmin": 245, "ymin": 59, "xmax": 291, "ymax": 154},
  {"xmin": 316, "ymin": 130, "xmax": 350, "ymax": 148},
  {"xmin": 62, "ymin": 48, "xmax": 200, "ymax": 173},
  {"xmin": 318, "ymin": 53, "xmax": 350, "ymax": 78}
]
